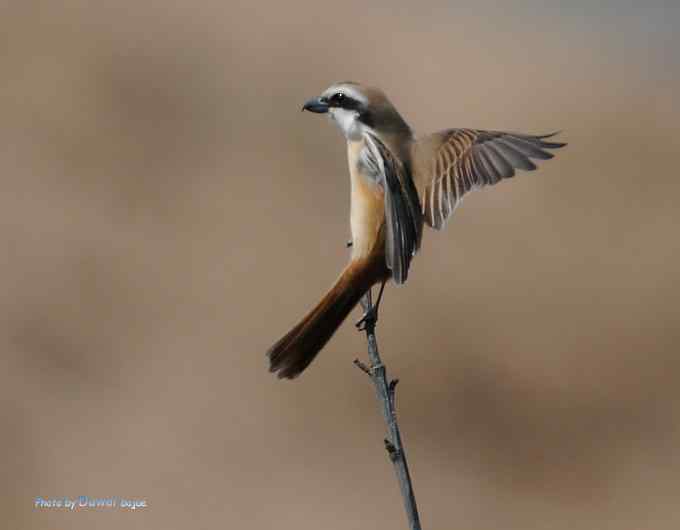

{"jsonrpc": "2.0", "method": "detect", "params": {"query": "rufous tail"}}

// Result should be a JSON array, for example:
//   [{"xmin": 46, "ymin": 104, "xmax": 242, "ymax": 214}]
[{"xmin": 267, "ymin": 260, "xmax": 382, "ymax": 379}]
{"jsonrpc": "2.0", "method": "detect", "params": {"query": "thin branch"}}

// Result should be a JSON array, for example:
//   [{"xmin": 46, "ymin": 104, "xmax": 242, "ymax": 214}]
[{"xmin": 354, "ymin": 289, "xmax": 422, "ymax": 530}]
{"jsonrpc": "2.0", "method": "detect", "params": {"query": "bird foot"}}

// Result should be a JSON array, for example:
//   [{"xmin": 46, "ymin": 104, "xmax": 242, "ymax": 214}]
[{"xmin": 355, "ymin": 305, "xmax": 378, "ymax": 331}]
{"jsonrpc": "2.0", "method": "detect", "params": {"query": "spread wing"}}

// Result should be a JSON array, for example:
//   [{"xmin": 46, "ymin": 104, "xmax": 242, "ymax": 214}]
[
  {"xmin": 412, "ymin": 129, "xmax": 566, "ymax": 229},
  {"xmin": 364, "ymin": 132, "xmax": 423, "ymax": 285}
]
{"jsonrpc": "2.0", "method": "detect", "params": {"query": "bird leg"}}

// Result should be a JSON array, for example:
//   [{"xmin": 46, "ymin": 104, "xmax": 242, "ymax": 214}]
[{"xmin": 356, "ymin": 280, "xmax": 387, "ymax": 331}]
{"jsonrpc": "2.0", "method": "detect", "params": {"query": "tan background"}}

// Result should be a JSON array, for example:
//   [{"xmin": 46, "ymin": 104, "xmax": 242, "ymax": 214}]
[{"xmin": 2, "ymin": 1, "xmax": 680, "ymax": 529}]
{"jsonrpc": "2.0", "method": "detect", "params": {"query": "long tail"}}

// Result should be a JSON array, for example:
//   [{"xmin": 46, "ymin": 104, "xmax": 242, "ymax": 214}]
[{"xmin": 267, "ymin": 259, "xmax": 382, "ymax": 379}]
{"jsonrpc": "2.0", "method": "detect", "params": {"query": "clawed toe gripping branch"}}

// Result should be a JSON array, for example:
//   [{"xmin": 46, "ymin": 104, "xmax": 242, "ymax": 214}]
[{"xmin": 354, "ymin": 288, "xmax": 422, "ymax": 530}]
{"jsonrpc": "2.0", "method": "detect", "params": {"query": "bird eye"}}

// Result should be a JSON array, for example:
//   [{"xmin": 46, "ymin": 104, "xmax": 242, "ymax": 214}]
[{"xmin": 333, "ymin": 92, "xmax": 345, "ymax": 105}]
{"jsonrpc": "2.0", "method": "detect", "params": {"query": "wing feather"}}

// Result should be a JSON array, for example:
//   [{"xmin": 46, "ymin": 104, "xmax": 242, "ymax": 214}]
[
  {"xmin": 413, "ymin": 129, "xmax": 566, "ymax": 229},
  {"xmin": 364, "ymin": 133, "xmax": 423, "ymax": 284}
]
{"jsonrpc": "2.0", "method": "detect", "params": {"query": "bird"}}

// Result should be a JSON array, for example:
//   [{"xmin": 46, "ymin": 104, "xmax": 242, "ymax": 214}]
[{"xmin": 267, "ymin": 82, "xmax": 565, "ymax": 379}]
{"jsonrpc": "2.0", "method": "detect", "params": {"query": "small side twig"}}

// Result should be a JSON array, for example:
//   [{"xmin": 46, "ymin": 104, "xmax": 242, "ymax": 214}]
[{"xmin": 354, "ymin": 290, "xmax": 422, "ymax": 530}]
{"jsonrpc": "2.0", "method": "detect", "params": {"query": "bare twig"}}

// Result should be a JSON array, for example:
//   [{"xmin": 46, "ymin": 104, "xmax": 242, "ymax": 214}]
[{"xmin": 354, "ymin": 289, "xmax": 422, "ymax": 530}]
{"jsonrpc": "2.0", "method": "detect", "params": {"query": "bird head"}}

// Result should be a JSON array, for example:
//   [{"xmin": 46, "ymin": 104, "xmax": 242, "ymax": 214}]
[{"xmin": 302, "ymin": 82, "xmax": 411, "ymax": 141}]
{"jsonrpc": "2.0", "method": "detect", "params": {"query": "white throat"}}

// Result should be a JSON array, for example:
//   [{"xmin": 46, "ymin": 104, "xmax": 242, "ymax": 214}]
[{"xmin": 329, "ymin": 108, "xmax": 364, "ymax": 141}]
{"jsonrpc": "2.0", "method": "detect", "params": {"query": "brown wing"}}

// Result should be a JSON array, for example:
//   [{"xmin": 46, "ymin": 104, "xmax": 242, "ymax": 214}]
[
  {"xmin": 364, "ymin": 132, "xmax": 423, "ymax": 285},
  {"xmin": 412, "ymin": 129, "xmax": 566, "ymax": 229}
]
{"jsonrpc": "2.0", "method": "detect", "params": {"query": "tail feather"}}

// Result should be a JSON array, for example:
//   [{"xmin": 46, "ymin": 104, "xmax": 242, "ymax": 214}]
[{"xmin": 267, "ymin": 260, "xmax": 382, "ymax": 379}]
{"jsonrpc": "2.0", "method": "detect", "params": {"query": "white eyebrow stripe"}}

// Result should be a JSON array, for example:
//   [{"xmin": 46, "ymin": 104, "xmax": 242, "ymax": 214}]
[
  {"xmin": 325, "ymin": 84, "xmax": 368, "ymax": 105},
  {"xmin": 341, "ymin": 86, "xmax": 368, "ymax": 104}
]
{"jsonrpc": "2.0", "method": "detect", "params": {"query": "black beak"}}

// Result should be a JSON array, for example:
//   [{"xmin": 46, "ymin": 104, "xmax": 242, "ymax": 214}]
[{"xmin": 301, "ymin": 97, "xmax": 329, "ymax": 114}]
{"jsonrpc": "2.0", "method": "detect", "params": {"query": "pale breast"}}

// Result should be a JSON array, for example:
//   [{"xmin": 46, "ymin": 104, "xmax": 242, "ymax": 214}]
[{"xmin": 347, "ymin": 140, "xmax": 385, "ymax": 259}]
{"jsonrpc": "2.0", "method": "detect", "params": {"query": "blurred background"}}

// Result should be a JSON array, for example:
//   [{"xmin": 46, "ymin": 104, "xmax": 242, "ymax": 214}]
[{"xmin": 2, "ymin": 1, "xmax": 679, "ymax": 529}]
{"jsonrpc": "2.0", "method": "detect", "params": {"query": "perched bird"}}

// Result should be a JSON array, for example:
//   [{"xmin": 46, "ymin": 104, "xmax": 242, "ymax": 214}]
[{"xmin": 267, "ymin": 82, "xmax": 565, "ymax": 379}]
